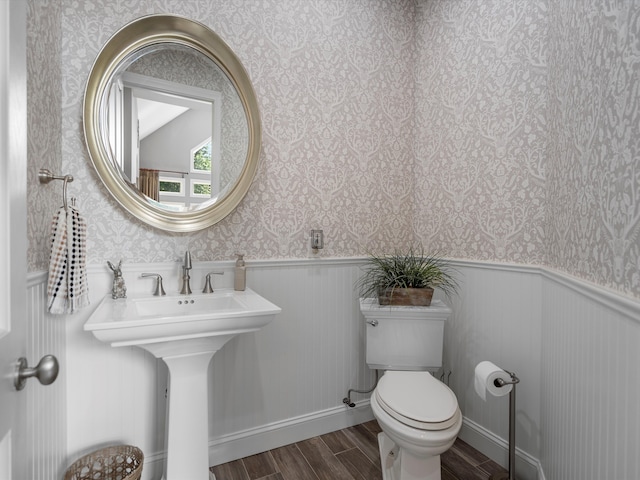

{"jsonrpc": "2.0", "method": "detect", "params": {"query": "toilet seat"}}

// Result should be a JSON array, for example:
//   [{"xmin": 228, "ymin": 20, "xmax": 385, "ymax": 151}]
[{"xmin": 375, "ymin": 371, "xmax": 459, "ymax": 431}]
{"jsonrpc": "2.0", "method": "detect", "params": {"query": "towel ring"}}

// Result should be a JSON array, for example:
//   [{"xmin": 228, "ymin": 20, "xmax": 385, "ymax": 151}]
[{"xmin": 39, "ymin": 168, "xmax": 74, "ymax": 210}]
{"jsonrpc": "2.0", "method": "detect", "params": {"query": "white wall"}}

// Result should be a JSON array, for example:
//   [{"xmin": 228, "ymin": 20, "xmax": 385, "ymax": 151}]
[
  {"xmin": 32, "ymin": 257, "xmax": 637, "ymax": 480},
  {"xmin": 444, "ymin": 262, "xmax": 543, "ymax": 479},
  {"xmin": 446, "ymin": 262, "xmax": 640, "ymax": 480},
  {"xmin": 26, "ymin": 273, "xmax": 67, "ymax": 480},
  {"xmin": 140, "ymin": 109, "xmax": 211, "ymax": 174},
  {"xmin": 540, "ymin": 270, "xmax": 640, "ymax": 480}
]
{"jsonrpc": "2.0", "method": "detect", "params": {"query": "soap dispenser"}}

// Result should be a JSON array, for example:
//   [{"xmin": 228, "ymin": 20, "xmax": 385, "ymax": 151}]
[{"xmin": 234, "ymin": 253, "xmax": 246, "ymax": 291}]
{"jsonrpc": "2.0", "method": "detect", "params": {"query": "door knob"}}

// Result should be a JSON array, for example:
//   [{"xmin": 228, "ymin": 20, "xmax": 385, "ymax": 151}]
[{"xmin": 14, "ymin": 354, "xmax": 59, "ymax": 391}]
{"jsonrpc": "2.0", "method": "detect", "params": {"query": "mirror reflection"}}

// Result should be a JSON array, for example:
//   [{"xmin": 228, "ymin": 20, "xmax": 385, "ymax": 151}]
[{"xmin": 104, "ymin": 44, "xmax": 248, "ymax": 211}]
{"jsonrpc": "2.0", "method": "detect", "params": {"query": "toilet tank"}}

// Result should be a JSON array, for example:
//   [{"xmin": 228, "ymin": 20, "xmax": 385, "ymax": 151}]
[{"xmin": 359, "ymin": 298, "xmax": 452, "ymax": 371}]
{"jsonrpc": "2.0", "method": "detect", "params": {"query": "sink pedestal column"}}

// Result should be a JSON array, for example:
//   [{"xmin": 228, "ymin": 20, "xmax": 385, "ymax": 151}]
[
  {"xmin": 164, "ymin": 351, "xmax": 216, "ymax": 480},
  {"xmin": 141, "ymin": 336, "xmax": 235, "ymax": 480}
]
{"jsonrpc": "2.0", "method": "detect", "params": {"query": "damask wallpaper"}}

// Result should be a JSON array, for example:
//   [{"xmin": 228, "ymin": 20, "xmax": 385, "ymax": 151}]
[
  {"xmin": 413, "ymin": 1, "xmax": 548, "ymax": 264},
  {"xmin": 545, "ymin": 0, "xmax": 640, "ymax": 297},
  {"xmin": 27, "ymin": 0, "xmax": 63, "ymax": 270},
  {"xmin": 30, "ymin": 0, "xmax": 417, "ymax": 266},
  {"xmin": 26, "ymin": 0, "xmax": 640, "ymax": 300}
]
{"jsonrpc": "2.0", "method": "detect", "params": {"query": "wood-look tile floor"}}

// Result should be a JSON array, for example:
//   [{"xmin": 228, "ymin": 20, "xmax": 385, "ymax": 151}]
[{"xmin": 210, "ymin": 420, "xmax": 508, "ymax": 480}]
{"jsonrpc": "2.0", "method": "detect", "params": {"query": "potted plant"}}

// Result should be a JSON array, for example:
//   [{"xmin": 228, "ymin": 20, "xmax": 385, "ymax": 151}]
[{"xmin": 356, "ymin": 246, "xmax": 458, "ymax": 306}]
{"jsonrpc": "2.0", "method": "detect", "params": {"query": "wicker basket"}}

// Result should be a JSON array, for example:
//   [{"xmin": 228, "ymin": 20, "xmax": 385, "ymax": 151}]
[{"xmin": 64, "ymin": 445, "xmax": 143, "ymax": 480}]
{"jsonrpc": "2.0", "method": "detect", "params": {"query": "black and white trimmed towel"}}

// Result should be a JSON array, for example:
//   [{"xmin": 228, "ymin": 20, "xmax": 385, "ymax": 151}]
[{"xmin": 47, "ymin": 206, "xmax": 90, "ymax": 314}]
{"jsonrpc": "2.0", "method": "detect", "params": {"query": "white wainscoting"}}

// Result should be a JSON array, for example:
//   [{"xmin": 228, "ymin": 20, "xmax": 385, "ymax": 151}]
[
  {"xmin": 37, "ymin": 257, "xmax": 640, "ymax": 480},
  {"xmin": 26, "ymin": 272, "xmax": 67, "ymax": 480},
  {"xmin": 63, "ymin": 258, "xmax": 376, "ymax": 479},
  {"xmin": 540, "ymin": 269, "xmax": 640, "ymax": 480},
  {"xmin": 446, "ymin": 261, "xmax": 640, "ymax": 480},
  {"xmin": 443, "ymin": 261, "xmax": 543, "ymax": 480}
]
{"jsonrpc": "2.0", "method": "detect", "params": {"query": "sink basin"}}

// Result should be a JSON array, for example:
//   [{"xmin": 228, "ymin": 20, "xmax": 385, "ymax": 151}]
[
  {"xmin": 85, "ymin": 288, "xmax": 281, "ymax": 349},
  {"xmin": 134, "ymin": 294, "xmax": 240, "ymax": 317},
  {"xmin": 84, "ymin": 287, "xmax": 281, "ymax": 480}
]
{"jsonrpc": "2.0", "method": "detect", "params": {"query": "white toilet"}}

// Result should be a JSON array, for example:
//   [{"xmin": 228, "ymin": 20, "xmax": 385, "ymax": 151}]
[{"xmin": 360, "ymin": 298, "xmax": 462, "ymax": 480}]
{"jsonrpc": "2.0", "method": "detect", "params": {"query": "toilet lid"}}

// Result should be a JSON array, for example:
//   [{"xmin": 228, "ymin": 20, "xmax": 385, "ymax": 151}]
[{"xmin": 375, "ymin": 371, "xmax": 459, "ymax": 431}]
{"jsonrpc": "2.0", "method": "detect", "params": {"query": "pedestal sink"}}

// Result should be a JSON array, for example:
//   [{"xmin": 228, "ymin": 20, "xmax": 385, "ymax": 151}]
[{"xmin": 85, "ymin": 288, "xmax": 281, "ymax": 480}]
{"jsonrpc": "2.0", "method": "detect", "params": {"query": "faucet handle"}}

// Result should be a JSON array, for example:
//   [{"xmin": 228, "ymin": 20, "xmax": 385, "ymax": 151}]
[
  {"xmin": 184, "ymin": 251, "xmax": 192, "ymax": 269},
  {"xmin": 203, "ymin": 271, "xmax": 224, "ymax": 293},
  {"xmin": 141, "ymin": 273, "xmax": 166, "ymax": 296}
]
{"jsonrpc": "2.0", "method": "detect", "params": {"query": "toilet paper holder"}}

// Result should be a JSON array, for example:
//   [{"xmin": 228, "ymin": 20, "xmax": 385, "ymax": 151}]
[
  {"xmin": 491, "ymin": 369, "xmax": 520, "ymax": 480},
  {"xmin": 493, "ymin": 370, "xmax": 520, "ymax": 388}
]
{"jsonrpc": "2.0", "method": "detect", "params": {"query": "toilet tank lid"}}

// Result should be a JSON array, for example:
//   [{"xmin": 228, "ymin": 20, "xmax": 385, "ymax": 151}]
[
  {"xmin": 376, "ymin": 371, "xmax": 458, "ymax": 424},
  {"xmin": 359, "ymin": 298, "xmax": 451, "ymax": 320}
]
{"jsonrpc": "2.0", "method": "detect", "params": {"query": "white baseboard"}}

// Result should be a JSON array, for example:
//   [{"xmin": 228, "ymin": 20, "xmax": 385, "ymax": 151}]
[
  {"xmin": 459, "ymin": 417, "xmax": 545, "ymax": 480},
  {"xmin": 142, "ymin": 401, "xmax": 375, "ymax": 478},
  {"xmin": 207, "ymin": 401, "xmax": 375, "ymax": 466}
]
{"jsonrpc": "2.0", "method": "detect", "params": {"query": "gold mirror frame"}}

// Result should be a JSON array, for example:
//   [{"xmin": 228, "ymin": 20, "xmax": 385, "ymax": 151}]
[{"xmin": 83, "ymin": 14, "xmax": 261, "ymax": 232}]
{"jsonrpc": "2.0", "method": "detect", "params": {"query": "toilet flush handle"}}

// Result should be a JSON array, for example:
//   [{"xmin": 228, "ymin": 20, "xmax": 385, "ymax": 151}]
[{"xmin": 366, "ymin": 319, "xmax": 378, "ymax": 327}]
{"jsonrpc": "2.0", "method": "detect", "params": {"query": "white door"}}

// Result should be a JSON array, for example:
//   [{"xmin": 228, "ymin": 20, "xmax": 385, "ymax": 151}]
[{"xmin": 0, "ymin": 1, "xmax": 30, "ymax": 478}]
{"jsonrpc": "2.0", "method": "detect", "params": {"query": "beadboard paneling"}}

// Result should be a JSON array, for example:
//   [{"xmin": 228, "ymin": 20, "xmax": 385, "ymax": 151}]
[
  {"xmin": 26, "ymin": 272, "xmax": 67, "ymax": 480},
  {"xmin": 60, "ymin": 258, "xmax": 640, "ymax": 480},
  {"xmin": 540, "ymin": 271, "xmax": 640, "ymax": 480},
  {"xmin": 209, "ymin": 261, "xmax": 368, "ymax": 426},
  {"xmin": 448, "ymin": 262, "xmax": 640, "ymax": 480},
  {"xmin": 443, "ymin": 262, "xmax": 543, "ymax": 480}
]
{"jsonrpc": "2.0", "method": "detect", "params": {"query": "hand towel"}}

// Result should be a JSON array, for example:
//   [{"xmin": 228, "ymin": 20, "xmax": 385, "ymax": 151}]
[{"xmin": 47, "ymin": 206, "xmax": 90, "ymax": 314}]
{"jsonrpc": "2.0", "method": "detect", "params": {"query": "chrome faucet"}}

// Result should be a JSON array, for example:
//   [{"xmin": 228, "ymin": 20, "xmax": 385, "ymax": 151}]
[{"xmin": 180, "ymin": 251, "xmax": 193, "ymax": 295}]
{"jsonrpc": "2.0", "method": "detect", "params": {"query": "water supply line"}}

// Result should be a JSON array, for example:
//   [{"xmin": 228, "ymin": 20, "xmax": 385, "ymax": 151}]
[
  {"xmin": 440, "ymin": 369, "xmax": 452, "ymax": 386},
  {"xmin": 343, "ymin": 369, "xmax": 380, "ymax": 408}
]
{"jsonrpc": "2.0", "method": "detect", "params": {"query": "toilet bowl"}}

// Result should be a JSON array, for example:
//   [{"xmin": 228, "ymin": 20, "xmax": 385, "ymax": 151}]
[{"xmin": 370, "ymin": 371, "xmax": 462, "ymax": 480}]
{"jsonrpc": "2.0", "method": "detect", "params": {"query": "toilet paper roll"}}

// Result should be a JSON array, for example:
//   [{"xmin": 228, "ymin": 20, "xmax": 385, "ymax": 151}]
[{"xmin": 474, "ymin": 361, "xmax": 513, "ymax": 401}]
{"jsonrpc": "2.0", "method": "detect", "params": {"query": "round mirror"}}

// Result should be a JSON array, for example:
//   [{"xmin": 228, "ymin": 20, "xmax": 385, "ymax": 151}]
[{"xmin": 83, "ymin": 15, "xmax": 261, "ymax": 232}]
